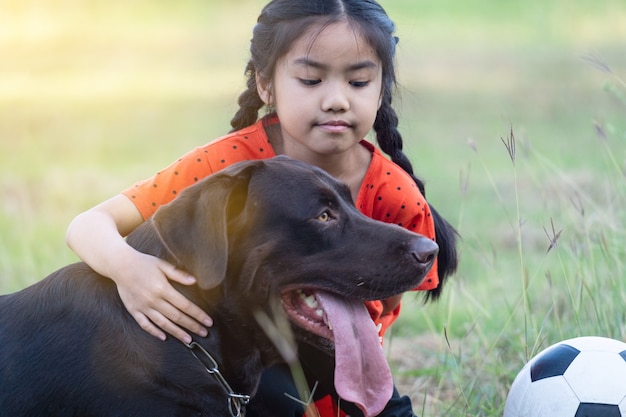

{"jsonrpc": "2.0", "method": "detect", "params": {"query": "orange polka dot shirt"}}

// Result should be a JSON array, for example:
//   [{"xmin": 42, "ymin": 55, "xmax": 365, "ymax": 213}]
[{"xmin": 122, "ymin": 117, "xmax": 439, "ymax": 338}]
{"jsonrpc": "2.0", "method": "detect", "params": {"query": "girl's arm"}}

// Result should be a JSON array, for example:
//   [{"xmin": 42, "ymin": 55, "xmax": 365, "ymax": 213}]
[{"xmin": 65, "ymin": 194, "xmax": 212, "ymax": 344}]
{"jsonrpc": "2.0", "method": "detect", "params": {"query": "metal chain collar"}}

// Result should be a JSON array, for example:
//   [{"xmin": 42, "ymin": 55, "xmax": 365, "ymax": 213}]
[{"xmin": 186, "ymin": 341, "xmax": 251, "ymax": 417}]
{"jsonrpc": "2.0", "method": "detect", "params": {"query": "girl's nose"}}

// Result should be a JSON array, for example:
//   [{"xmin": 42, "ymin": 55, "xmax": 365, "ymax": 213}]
[{"xmin": 321, "ymin": 83, "xmax": 350, "ymax": 113}]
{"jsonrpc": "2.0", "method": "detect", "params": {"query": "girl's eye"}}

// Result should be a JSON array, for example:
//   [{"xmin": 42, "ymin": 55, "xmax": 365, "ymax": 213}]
[
  {"xmin": 317, "ymin": 211, "xmax": 332, "ymax": 222},
  {"xmin": 350, "ymin": 80, "xmax": 370, "ymax": 88},
  {"xmin": 299, "ymin": 78, "xmax": 321, "ymax": 86}
]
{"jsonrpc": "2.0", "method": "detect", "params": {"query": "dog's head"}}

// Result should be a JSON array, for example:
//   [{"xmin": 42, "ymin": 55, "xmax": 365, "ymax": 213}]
[
  {"xmin": 150, "ymin": 156, "xmax": 438, "ymax": 416},
  {"xmin": 152, "ymin": 156, "xmax": 437, "ymax": 295}
]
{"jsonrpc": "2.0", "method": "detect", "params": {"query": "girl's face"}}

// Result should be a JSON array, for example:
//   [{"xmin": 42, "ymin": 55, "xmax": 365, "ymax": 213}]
[{"xmin": 257, "ymin": 20, "xmax": 383, "ymax": 163}]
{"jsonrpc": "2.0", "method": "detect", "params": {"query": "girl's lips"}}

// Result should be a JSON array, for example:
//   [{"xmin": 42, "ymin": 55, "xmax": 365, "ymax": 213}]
[{"xmin": 317, "ymin": 120, "xmax": 352, "ymax": 133}]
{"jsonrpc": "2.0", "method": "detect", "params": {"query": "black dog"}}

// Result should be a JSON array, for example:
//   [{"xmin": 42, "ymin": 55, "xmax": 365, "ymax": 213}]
[{"xmin": 0, "ymin": 156, "xmax": 438, "ymax": 417}]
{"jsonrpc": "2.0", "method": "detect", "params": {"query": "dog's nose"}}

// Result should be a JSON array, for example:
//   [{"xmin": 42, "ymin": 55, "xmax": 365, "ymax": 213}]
[{"xmin": 411, "ymin": 238, "xmax": 439, "ymax": 266}]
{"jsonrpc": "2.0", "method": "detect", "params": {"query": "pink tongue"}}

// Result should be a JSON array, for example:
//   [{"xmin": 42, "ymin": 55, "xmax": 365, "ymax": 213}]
[{"xmin": 315, "ymin": 291, "xmax": 393, "ymax": 417}]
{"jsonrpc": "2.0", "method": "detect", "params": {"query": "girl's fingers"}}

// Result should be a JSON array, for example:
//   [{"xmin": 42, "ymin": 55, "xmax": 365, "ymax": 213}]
[
  {"xmin": 167, "ymin": 288, "xmax": 214, "ymax": 328},
  {"xmin": 146, "ymin": 308, "xmax": 194, "ymax": 344},
  {"xmin": 162, "ymin": 263, "xmax": 197, "ymax": 286},
  {"xmin": 119, "ymin": 257, "xmax": 213, "ymax": 343},
  {"xmin": 156, "ymin": 295, "xmax": 209, "ymax": 340},
  {"xmin": 132, "ymin": 311, "xmax": 167, "ymax": 341},
  {"xmin": 159, "ymin": 263, "xmax": 214, "ymax": 328}
]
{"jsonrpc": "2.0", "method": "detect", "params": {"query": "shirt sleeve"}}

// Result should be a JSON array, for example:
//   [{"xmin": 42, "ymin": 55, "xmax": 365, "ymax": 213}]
[
  {"xmin": 121, "ymin": 119, "xmax": 275, "ymax": 220},
  {"xmin": 122, "ymin": 146, "xmax": 217, "ymax": 220}
]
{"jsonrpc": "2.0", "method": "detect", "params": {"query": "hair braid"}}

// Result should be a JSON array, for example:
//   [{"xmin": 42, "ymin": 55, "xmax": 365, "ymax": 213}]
[
  {"xmin": 230, "ymin": 61, "xmax": 266, "ymax": 132},
  {"xmin": 374, "ymin": 88, "xmax": 426, "ymax": 195}
]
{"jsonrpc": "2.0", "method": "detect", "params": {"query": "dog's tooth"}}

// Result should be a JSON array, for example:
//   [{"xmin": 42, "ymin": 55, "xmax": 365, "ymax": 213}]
[
  {"xmin": 323, "ymin": 314, "xmax": 333, "ymax": 330},
  {"xmin": 315, "ymin": 309, "xmax": 324, "ymax": 317},
  {"xmin": 302, "ymin": 294, "xmax": 318, "ymax": 309},
  {"xmin": 297, "ymin": 290, "xmax": 318, "ymax": 307},
  {"xmin": 376, "ymin": 323, "xmax": 383, "ymax": 334}
]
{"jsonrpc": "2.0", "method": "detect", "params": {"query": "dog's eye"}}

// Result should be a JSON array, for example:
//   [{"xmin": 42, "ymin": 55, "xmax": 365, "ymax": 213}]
[{"xmin": 316, "ymin": 211, "xmax": 332, "ymax": 222}]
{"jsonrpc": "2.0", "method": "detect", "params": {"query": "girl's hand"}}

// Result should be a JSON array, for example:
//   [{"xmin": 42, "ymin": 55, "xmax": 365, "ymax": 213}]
[
  {"xmin": 115, "ymin": 252, "xmax": 213, "ymax": 344},
  {"xmin": 66, "ymin": 194, "xmax": 213, "ymax": 344}
]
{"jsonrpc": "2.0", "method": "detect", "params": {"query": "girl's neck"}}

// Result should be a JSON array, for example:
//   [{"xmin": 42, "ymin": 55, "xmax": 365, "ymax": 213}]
[{"xmin": 265, "ymin": 121, "xmax": 371, "ymax": 201}]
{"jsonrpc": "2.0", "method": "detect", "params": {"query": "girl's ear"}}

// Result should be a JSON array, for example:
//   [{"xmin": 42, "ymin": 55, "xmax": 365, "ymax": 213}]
[{"xmin": 256, "ymin": 72, "xmax": 273, "ymax": 105}]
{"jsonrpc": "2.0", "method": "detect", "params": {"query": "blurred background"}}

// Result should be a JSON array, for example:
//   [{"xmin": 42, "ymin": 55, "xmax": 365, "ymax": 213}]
[{"xmin": 1, "ymin": 0, "xmax": 625, "ymax": 415}]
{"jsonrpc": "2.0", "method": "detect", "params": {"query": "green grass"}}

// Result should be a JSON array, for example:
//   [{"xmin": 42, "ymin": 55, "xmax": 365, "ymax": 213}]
[{"xmin": 1, "ymin": 1, "xmax": 625, "ymax": 415}]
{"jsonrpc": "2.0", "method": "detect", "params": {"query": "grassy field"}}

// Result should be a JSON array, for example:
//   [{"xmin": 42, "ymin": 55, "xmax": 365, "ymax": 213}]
[{"xmin": 1, "ymin": 1, "xmax": 626, "ymax": 415}]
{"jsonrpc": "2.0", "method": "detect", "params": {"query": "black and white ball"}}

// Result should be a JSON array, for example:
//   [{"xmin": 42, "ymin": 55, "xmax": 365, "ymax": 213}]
[{"xmin": 504, "ymin": 336, "xmax": 626, "ymax": 417}]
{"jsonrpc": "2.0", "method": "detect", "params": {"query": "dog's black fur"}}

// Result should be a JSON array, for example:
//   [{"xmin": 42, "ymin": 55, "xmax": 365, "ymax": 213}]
[{"xmin": 0, "ymin": 157, "xmax": 439, "ymax": 416}]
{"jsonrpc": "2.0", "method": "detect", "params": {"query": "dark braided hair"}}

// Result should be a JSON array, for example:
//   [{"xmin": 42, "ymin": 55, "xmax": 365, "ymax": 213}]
[
  {"xmin": 231, "ymin": 61, "xmax": 266, "ymax": 130},
  {"xmin": 230, "ymin": 0, "xmax": 458, "ymax": 301}
]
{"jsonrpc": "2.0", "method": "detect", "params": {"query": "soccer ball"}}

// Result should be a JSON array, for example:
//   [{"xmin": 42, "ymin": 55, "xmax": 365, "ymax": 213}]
[{"xmin": 504, "ymin": 336, "xmax": 626, "ymax": 417}]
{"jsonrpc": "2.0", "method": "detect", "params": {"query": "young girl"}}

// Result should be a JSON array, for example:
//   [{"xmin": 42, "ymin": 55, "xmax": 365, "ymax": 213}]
[{"xmin": 66, "ymin": 0, "xmax": 458, "ymax": 415}]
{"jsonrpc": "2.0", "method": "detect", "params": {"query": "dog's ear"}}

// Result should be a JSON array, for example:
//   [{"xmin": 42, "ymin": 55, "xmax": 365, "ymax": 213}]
[{"xmin": 151, "ymin": 160, "xmax": 259, "ymax": 290}]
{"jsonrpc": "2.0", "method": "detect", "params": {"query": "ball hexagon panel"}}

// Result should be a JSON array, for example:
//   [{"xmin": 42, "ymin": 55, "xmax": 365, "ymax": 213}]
[{"xmin": 565, "ymin": 350, "xmax": 626, "ymax": 404}]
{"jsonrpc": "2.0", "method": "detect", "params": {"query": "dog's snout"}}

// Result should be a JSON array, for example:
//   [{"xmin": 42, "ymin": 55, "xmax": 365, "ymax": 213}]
[{"xmin": 411, "ymin": 238, "xmax": 439, "ymax": 266}]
